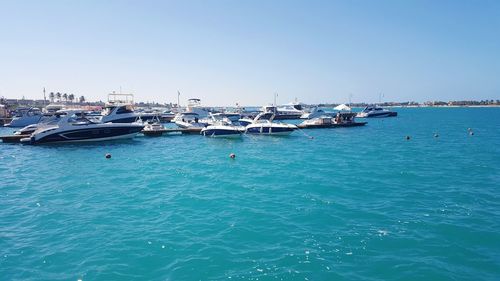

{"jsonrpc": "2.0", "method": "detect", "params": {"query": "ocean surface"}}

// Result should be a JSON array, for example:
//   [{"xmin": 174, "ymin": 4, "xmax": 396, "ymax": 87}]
[{"xmin": 1, "ymin": 107, "xmax": 499, "ymax": 281}]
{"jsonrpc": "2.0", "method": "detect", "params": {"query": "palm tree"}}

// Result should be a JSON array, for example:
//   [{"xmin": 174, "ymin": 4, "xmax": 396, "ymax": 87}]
[
  {"xmin": 56, "ymin": 92, "xmax": 61, "ymax": 102},
  {"xmin": 79, "ymin": 96, "xmax": 85, "ymax": 104},
  {"xmin": 49, "ymin": 92, "xmax": 55, "ymax": 103},
  {"xmin": 62, "ymin": 93, "xmax": 68, "ymax": 103},
  {"xmin": 68, "ymin": 94, "xmax": 74, "ymax": 103}
]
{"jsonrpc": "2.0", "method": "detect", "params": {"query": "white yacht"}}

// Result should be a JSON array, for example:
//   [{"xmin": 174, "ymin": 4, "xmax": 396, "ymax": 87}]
[
  {"xmin": 173, "ymin": 98, "xmax": 212, "ymax": 128},
  {"xmin": 173, "ymin": 112, "xmax": 207, "ymax": 129},
  {"xmin": 357, "ymin": 105, "xmax": 397, "ymax": 118},
  {"xmin": 300, "ymin": 107, "xmax": 333, "ymax": 119},
  {"xmin": 201, "ymin": 114, "xmax": 243, "ymax": 138},
  {"xmin": 101, "ymin": 103, "xmax": 141, "ymax": 123},
  {"xmin": 261, "ymin": 103, "xmax": 303, "ymax": 120},
  {"xmin": 21, "ymin": 110, "xmax": 144, "ymax": 144},
  {"xmin": 4, "ymin": 107, "xmax": 43, "ymax": 127},
  {"xmin": 100, "ymin": 93, "xmax": 157, "ymax": 123},
  {"xmin": 142, "ymin": 116, "xmax": 165, "ymax": 136},
  {"xmin": 184, "ymin": 98, "xmax": 211, "ymax": 118},
  {"xmin": 245, "ymin": 112, "xmax": 297, "ymax": 135}
]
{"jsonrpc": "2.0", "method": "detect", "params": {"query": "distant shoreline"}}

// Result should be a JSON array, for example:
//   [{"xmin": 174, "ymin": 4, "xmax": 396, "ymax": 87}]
[{"xmin": 386, "ymin": 105, "xmax": 500, "ymax": 108}]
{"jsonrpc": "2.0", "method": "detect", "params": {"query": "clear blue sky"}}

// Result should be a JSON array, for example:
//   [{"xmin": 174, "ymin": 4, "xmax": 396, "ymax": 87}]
[{"xmin": 0, "ymin": 0, "xmax": 499, "ymax": 106}]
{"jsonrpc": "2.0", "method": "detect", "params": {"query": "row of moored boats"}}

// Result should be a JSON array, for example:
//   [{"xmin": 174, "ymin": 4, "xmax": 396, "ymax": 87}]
[{"xmin": 1, "ymin": 95, "xmax": 397, "ymax": 144}]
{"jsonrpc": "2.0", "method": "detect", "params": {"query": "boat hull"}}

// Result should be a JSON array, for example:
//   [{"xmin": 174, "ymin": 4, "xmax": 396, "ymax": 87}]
[
  {"xmin": 357, "ymin": 111, "xmax": 397, "ymax": 118},
  {"xmin": 29, "ymin": 125, "xmax": 144, "ymax": 144},
  {"xmin": 201, "ymin": 128, "xmax": 242, "ymax": 138},
  {"xmin": 245, "ymin": 125, "xmax": 296, "ymax": 135},
  {"xmin": 4, "ymin": 116, "xmax": 42, "ymax": 127}
]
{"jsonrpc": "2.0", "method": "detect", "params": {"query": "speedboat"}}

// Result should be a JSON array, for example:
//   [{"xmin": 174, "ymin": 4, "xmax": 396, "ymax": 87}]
[
  {"xmin": 173, "ymin": 112, "xmax": 207, "ymax": 129},
  {"xmin": 201, "ymin": 123, "xmax": 242, "ymax": 138},
  {"xmin": 209, "ymin": 112, "xmax": 241, "ymax": 123},
  {"xmin": 356, "ymin": 105, "xmax": 397, "ymax": 118},
  {"xmin": 298, "ymin": 116, "xmax": 334, "ymax": 128},
  {"xmin": 184, "ymin": 98, "xmax": 211, "ymax": 118},
  {"xmin": 298, "ymin": 112, "xmax": 366, "ymax": 128},
  {"xmin": 161, "ymin": 110, "xmax": 176, "ymax": 122},
  {"xmin": 4, "ymin": 107, "xmax": 43, "ymax": 127},
  {"xmin": 173, "ymin": 98, "xmax": 213, "ymax": 128},
  {"xmin": 142, "ymin": 116, "xmax": 165, "ymax": 136},
  {"xmin": 261, "ymin": 104, "xmax": 303, "ymax": 120},
  {"xmin": 201, "ymin": 114, "xmax": 243, "ymax": 138},
  {"xmin": 300, "ymin": 107, "xmax": 333, "ymax": 119},
  {"xmin": 237, "ymin": 117, "xmax": 254, "ymax": 126},
  {"xmin": 14, "ymin": 124, "xmax": 39, "ymax": 135},
  {"xmin": 245, "ymin": 112, "xmax": 297, "ymax": 135},
  {"xmin": 13, "ymin": 109, "xmax": 78, "ymax": 135},
  {"xmin": 21, "ymin": 110, "xmax": 144, "ymax": 144}
]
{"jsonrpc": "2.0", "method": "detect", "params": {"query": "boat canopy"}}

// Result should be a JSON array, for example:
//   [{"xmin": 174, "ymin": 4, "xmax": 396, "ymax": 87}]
[{"xmin": 334, "ymin": 104, "xmax": 352, "ymax": 111}]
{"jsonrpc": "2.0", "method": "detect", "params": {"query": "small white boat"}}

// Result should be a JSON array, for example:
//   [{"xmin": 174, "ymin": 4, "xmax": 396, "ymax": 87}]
[
  {"xmin": 173, "ymin": 112, "xmax": 207, "ymax": 129},
  {"xmin": 201, "ymin": 115, "xmax": 242, "ymax": 138},
  {"xmin": 245, "ymin": 112, "xmax": 297, "ymax": 135},
  {"xmin": 298, "ymin": 112, "xmax": 367, "ymax": 129},
  {"xmin": 356, "ymin": 105, "xmax": 397, "ymax": 118},
  {"xmin": 201, "ymin": 124, "xmax": 242, "ymax": 138},
  {"xmin": 300, "ymin": 107, "xmax": 333, "ymax": 119},
  {"xmin": 142, "ymin": 116, "xmax": 165, "ymax": 136}
]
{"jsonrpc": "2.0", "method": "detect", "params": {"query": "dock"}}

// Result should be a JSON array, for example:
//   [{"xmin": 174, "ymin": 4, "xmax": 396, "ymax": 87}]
[
  {"xmin": 0, "ymin": 118, "xmax": 12, "ymax": 126},
  {"xmin": 141, "ymin": 127, "xmax": 203, "ymax": 136},
  {"xmin": 0, "ymin": 134, "xmax": 30, "ymax": 143},
  {"xmin": 297, "ymin": 122, "xmax": 367, "ymax": 129}
]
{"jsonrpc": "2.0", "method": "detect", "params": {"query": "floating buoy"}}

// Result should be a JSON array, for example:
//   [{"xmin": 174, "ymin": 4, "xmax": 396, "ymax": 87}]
[
  {"xmin": 105, "ymin": 153, "xmax": 112, "ymax": 159},
  {"xmin": 469, "ymin": 131, "xmax": 474, "ymax": 136},
  {"xmin": 406, "ymin": 136, "xmax": 411, "ymax": 140},
  {"xmin": 229, "ymin": 153, "xmax": 236, "ymax": 159},
  {"xmin": 434, "ymin": 133, "xmax": 439, "ymax": 138}
]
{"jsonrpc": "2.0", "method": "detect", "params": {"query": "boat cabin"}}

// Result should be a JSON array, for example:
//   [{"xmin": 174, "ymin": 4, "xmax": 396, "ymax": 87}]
[{"xmin": 334, "ymin": 112, "xmax": 357, "ymax": 124}]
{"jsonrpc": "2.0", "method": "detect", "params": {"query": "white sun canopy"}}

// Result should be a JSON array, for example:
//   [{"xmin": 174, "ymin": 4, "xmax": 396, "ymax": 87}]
[{"xmin": 334, "ymin": 104, "xmax": 352, "ymax": 111}]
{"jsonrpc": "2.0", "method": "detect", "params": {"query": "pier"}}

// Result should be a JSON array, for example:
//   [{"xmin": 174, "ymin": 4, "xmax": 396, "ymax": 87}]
[
  {"xmin": 141, "ymin": 127, "xmax": 202, "ymax": 136},
  {"xmin": 0, "ymin": 134, "xmax": 29, "ymax": 143}
]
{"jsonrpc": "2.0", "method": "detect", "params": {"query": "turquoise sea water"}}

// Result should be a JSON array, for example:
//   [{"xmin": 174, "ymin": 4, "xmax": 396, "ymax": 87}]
[{"xmin": 1, "ymin": 107, "xmax": 499, "ymax": 281}]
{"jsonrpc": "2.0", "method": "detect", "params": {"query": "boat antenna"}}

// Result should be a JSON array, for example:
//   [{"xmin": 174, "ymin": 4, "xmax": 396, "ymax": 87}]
[
  {"xmin": 177, "ymin": 90, "xmax": 181, "ymax": 108},
  {"xmin": 379, "ymin": 92, "xmax": 384, "ymax": 104},
  {"xmin": 274, "ymin": 92, "xmax": 278, "ymax": 106}
]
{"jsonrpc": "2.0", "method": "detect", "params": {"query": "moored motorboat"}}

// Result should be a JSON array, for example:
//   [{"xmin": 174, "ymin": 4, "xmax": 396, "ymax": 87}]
[
  {"xmin": 260, "ymin": 104, "xmax": 303, "ymax": 120},
  {"xmin": 142, "ymin": 116, "xmax": 165, "ymax": 136},
  {"xmin": 298, "ymin": 112, "xmax": 367, "ymax": 129},
  {"xmin": 4, "ymin": 107, "xmax": 43, "ymax": 127},
  {"xmin": 300, "ymin": 107, "xmax": 333, "ymax": 119},
  {"xmin": 173, "ymin": 112, "xmax": 207, "ymax": 129},
  {"xmin": 201, "ymin": 124, "xmax": 242, "ymax": 138},
  {"xmin": 160, "ymin": 110, "xmax": 176, "ymax": 122},
  {"xmin": 245, "ymin": 112, "xmax": 297, "ymax": 135},
  {"xmin": 21, "ymin": 110, "xmax": 144, "ymax": 144},
  {"xmin": 201, "ymin": 114, "xmax": 243, "ymax": 138},
  {"xmin": 356, "ymin": 105, "xmax": 397, "ymax": 118}
]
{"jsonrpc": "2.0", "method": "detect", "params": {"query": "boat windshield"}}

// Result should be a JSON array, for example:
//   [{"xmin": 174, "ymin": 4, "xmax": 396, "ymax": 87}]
[
  {"xmin": 116, "ymin": 105, "xmax": 134, "ymax": 114},
  {"xmin": 67, "ymin": 113, "xmax": 96, "ymax": 125},
  {"xmin": 103, "ymin": 106, "xmax": 116, "ymax": 116}
]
